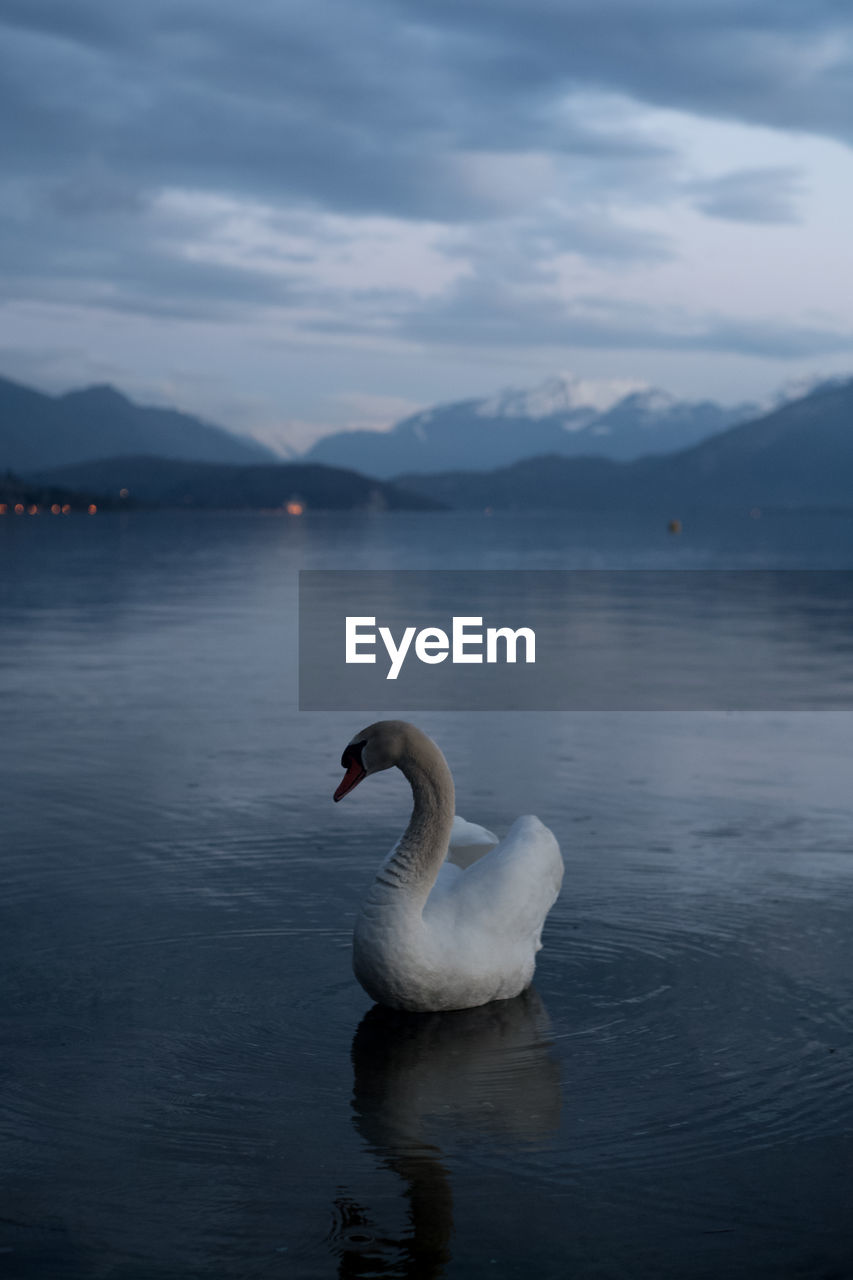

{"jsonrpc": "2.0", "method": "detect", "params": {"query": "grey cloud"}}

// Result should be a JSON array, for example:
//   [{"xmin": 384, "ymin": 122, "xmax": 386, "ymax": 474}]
[
  {"xmin": 440, "ymin": 209, "xmax": 674, "ymax": 280},
  {"xmin": 0, "ymin": 152, "xmax": 671, "ymax": 332},
  {"xmin": 0, "ymin": 0, "xmax": 141, "ymax": 49},
  {"xmin": 5, "ymin": 0, "xmax": 849, "ymax": 225},
  {"xmin": 0, "ymin": 163, "xmax": 841, "ymax": 364},
  {"xmin": 687, "ymin": 168, "xmax": 805, "ymax": 224},
  {"xmin": 48, "ymin": 166, "xmax": 151, "ymax": 218},
  {"xmin": 0, "ymin": 178, "xmax": 307, "ymax": 321},
  {"xmin": 1, "ymin": 0, "xmax": 851, "ymax": 365},
  {"xmin": 416, "ymin": 0, "xmax": 853, "ymax": 145},
  {"xmin": 529, "ymin": 214, "xmax": 673, "ymax": 263},
  {"xmin": 394, "ymin": 274, "xmax": 853, "ymax": 359}
]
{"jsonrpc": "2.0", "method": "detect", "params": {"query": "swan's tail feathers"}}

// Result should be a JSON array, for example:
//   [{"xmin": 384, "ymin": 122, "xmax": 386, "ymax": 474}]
[
  {"xmin": 446, "ymin": 814, "xmax": 500, "ymax": 870},
  {"xmin": 450, "ymin": 815, "xmax": 499, "ymax": 848},
  {"xmin": 452, "ymin": 814, "xmax": 563, "ymax": 936}
]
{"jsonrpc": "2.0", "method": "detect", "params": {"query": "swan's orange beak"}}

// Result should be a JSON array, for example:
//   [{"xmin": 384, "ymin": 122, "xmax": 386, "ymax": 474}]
[{"xmin": 334, "ymin": 744, "xmax": 367, "ymax": 801}]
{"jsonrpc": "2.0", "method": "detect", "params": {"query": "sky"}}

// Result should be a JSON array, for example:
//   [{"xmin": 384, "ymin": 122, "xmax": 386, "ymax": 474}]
[{"xmin": 2, "ymin": 0, "xmax": 853, "ymax": 452}]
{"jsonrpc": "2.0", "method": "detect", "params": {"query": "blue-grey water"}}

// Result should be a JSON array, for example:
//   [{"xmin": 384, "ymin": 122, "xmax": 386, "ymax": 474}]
[{"xmin": 1, "ymin": 509, "xmax": 853, "ymax": 1279}]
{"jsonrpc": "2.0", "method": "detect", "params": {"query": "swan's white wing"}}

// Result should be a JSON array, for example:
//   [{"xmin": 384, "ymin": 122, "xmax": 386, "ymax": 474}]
[
  {"xmin": 450, "ymin": 815, "xmax": 499, "ymax": 848},
  {"xmin": 445, "ymin": 814, "xmax": 499, "ymax": 870},
  {"xmin": 439, "ymin": 815, "xmax": 563, "ymax": 942}
]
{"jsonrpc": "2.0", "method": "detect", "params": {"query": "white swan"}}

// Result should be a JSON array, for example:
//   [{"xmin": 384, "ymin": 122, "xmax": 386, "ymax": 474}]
[{"xmin": 333, "ymin": 720, "xmax": 564, "ymax": 1012}]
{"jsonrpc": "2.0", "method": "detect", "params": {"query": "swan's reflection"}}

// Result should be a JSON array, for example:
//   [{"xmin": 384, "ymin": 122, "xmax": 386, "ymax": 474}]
[{"xmin": 331, "ymin": 989, "xmax": 561, "ymax": 1278}]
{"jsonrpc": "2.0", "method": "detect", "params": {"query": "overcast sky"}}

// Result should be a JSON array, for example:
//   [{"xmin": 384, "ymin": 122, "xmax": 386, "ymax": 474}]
[{"xmin": 2, "ymin": 0, "xmax": 853, "ymax": 450}]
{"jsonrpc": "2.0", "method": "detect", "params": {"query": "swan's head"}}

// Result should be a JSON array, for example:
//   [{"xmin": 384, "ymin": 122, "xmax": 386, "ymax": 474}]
[{"xmin": 333, "ymin": 720, "xmax": 412, "ymax": 802}]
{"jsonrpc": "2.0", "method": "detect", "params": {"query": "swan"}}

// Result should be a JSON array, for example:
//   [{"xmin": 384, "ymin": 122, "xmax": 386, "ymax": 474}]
[{"xmin": 333, "ymin": 719, "xmax": 563, "ymax": 1012}]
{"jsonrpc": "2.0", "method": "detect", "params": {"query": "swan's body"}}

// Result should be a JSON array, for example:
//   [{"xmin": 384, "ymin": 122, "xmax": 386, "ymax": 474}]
[{"xmin": 334, "ymin": 720, "xmax": 563, "ymax": 1013}]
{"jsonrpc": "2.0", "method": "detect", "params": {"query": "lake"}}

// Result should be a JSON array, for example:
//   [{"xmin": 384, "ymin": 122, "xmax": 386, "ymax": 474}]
[{"xmin": 1, "ymin": 508, "xmax": 853, "ymax": 1278}]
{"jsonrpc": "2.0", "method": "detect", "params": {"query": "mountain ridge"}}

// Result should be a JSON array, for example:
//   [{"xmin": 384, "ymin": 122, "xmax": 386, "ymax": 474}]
[
  {"xmin": 0, "ymin": 374, "xmax": 275, "ymax": 471},
  {"xmin": 395, "ymin": 378, "xmax": 853, "ymax": 510},
  {"xmin": 29, "ymin": 454, "xmax": 443, "ymax": 511},
  {"xmin": 304, "ymin": 376, "xmax": 756, "ymax": 477}
]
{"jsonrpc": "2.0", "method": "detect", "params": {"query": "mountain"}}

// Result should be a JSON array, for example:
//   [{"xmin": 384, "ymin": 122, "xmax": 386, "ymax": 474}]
[
  {"xmin": 398, "ymin": 455, "xmax": 631, "ymax": 510},
  {"xmin": 1, "ymin": 472, "xmax": 131, "ymax": 513},
  {"xmin": 303, "ymin": 376, "xmax": 755, "ymax": 477},
  {"xmin": 29, "ymin": 455, "xmax": 443, "ymax": 511},
  {"xmin": 0, "ymin": 374, "xmax": 275, "ymax": 471},
  {"xmin": 396, "ymin": 378, "xmax": 853, "ymax": 510},
  {"xmin": 649, "ymin": 376, "xmax": 853, "ymax": 507}
]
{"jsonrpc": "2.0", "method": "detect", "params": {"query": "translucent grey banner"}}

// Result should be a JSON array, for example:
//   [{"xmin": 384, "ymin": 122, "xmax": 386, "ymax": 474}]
[{"xmin": 298, "ymin": 570, "xmax": 853, "ymax": 711}]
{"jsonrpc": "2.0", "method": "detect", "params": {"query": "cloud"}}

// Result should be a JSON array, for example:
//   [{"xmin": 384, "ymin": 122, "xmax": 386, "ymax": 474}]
[
  {"xmin": 3, "ymin": 2, "xmax": 850, "ymax": 224},
  {"xmin": 1, "ymin": 0, "xmax": 852, "ymax": 408},
  {"xmin": 395, "ymin": 273, "xmax": 853, "ymax": 359},
  {"xmin": 413, "ymin": 1, "xmax": 853, "ymax": 146},
  {"xmin": 0, "ymin": 170, "xmax": 668, "ymax": 328},
  {"xmin": 687, "ymin": 167, "xmax": 805, "ymax": 223}
]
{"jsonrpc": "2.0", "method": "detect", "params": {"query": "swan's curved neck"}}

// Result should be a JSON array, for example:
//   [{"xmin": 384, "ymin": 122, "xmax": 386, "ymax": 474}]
[{"xmin": 377, "ymin": 730, "xmax": 455, "ymax": 907}]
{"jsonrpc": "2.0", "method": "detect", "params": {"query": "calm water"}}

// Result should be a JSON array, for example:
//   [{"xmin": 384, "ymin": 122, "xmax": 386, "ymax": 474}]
[{"xmin": 2, "ymin": 509, "xmax": 853, "ymax": 1279}]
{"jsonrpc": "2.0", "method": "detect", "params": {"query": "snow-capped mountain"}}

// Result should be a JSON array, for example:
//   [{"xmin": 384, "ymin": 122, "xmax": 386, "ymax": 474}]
[
  {"xmin": 303, "ymin": 376, "xmax": 757, "ymax": 477},
  {"xmin": 765, "ymin": 373, "xmax": 847, "ymax": 411},
  {"xmin": 398, "ymin": 376, "xmax": 853, "ymax": 511},
  {"xmin": 474, "ymin": 374, "xmax": 647, "ymax": 420}
]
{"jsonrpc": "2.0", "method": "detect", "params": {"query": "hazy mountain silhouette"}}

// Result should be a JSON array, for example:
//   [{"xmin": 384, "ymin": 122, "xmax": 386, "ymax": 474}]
[
  {"xmin": 0, "ymin": 374, "xmax": 274, "ymax": 471},
  {"xmin": 396, "ymin": 378, "xmax": 853, "ymax": 510},
  {"xmin": 30, "ymin": 455, "xmax": 443, "ymax": 511},
  {"xmin": 304, "ymin": 376, "xmax": 754, "ymax": 477},
  {"xmin": 8, "ymin": 370, "xmax": 851, "ymax": 511}
]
